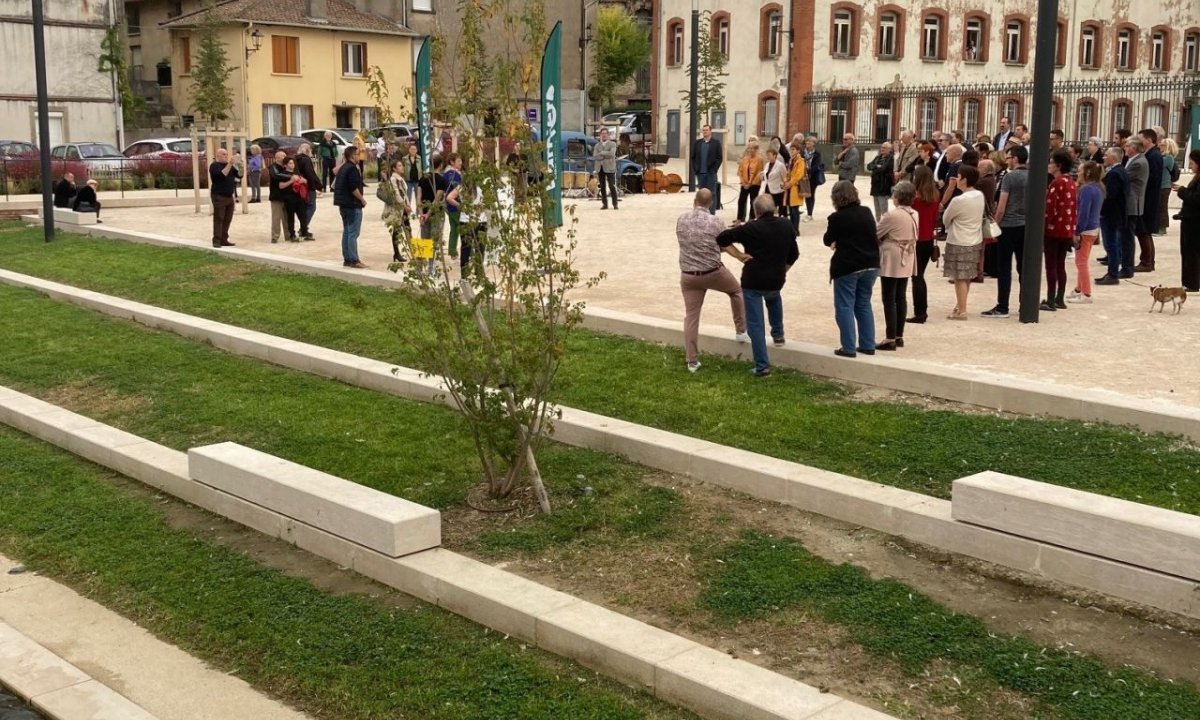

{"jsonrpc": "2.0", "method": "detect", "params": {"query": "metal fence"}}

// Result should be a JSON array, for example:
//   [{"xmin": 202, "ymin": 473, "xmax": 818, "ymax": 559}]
[
  {"xmin": 0, "ymin": 156, "xmax": 211, "ymax": 200},
  {"xmin": 803, "ymin": 76, "xmax": 1198, "ymax": 145}
]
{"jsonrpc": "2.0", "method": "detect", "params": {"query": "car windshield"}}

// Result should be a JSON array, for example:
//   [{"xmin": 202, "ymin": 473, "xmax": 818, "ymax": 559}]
[
  {"xmin": 167, "ymin": 141, "xmax": 192, "ymax": 153},
  {"xmin": 80, "ymin": 143, "xmax": 121, "ymax": 158}
]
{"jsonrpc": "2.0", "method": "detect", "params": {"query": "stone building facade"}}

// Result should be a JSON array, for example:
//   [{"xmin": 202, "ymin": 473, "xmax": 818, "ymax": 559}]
[{"xmin": 652, "ymin": 0, "xmax": 1200, "ymax": 157}]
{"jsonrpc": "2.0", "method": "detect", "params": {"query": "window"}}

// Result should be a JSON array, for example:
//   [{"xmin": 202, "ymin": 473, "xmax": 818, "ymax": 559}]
[
  {"xmin": 1080, "ymin": 23, "xmax": 1098, "ymax": 68},
  {"xmin": 921, "ymin": 14, "xmax": 944, "ymax": 60},
  {"xmin": 262, "ymin": 104, "xmax": 285, "ymax": 135},
  {"xmin": 874, "ymin": 98, "xmax": 893, "ymax": 143},
  {"xmin": 764, "ymin": 8, "xmax": 783, "ymax": 58},
  {"xmin": 272, "ymin": 35, "xmax": 300, "ymax": 74},
  {"xmin": 360, "ymin": 107, "xmax": 377, "ymax": 128},
  {"xmin": 878, "ymin": 12, "xmax": 898, "ymax": 57},
  {"xmin": 1051, "ymin": 98, "xmax": 1063, "ymax": 129},
  {"xmin": 1150, "ymin": 28, "xmax": 1169, "ymax": 71},
  {"xmin": 961, "ymin": 98, "xmax": 981, "ymax": 140},
  {"xmin": 1144, "ymin": 102, "xmax": 1165, "ymax": 130},
  {"xmin": 412, "ymin": 0, "xmax": 432, "ymax": 10},
  {"xmin": 1115, "ymin": 25, "xmax": 1137, "ymax": 70},
  {"xmin": 964, "ymin": 17, "xmax": 983, "ymax": 61},
  {"xmin": 829, "ymin": 96, "xmax": 850, "ymax": 141},
  {"xmin": 289, "ymin": 105, "xmax": 312, "ymax": 134},
  {"xmin": 711, "ymin": 13, "xmax": 730, "ymax": 57},
  {"xmin": 342, "ymin": 41, "xmax": 366, "ymax": 76},
  {"xmin": 830, "ymin": 4, "xmax": 859, "ymax": 57},
  {"xmin": 667, "ymin": 19, "xmax": 684, "ymax": 66},
  {"xmin": 1112, "ymin": 101, "xmax": 1132, "ymax": 135},
  {"xmin": 1002, "ymin": 98, "xmax": 1021, "ymax": 125},
  {"xmin": 1076, "ymin": 101, "xmax": 1095, "ymax": 141},
  {"xmin": 126, "ymin": 4, "xmax": 141, "ymax": 35},
  {"xmin": 1056, "ymin": 20, "xmax": 1068, "ymax": 66},
  {"xmin": 1186, "ymin": 31, "xmax": 1199, "ymax": 71},
  {"xmin": 179, "ymin": 35, "xmax": 191, "ymax": 74},
  {"xmin": 758, "ymin": 91, "xmax": 779, "ymax": 136},
  {"xmin": 1005, "ymin": 20, "xmax": 1025, "ymax": 63},
  {"xmin": 918, "ymin": 97, "xmax": 939, "ymax": 139}
]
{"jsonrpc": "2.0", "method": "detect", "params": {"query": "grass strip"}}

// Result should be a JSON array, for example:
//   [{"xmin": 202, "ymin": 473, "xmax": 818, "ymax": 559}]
[
  {"xmin": 0, "ymin": 227, "xmax": 1196, "ymax": 515},
  {"xmin": 0, "ymin": 283, "xmax": 678, "ymax": 553},
  {"xmin": 701, "ymin": 531, "xmax": 1199, "ymax": 720},
  {"xmin": 0, "ymin": 427, "xmax": 692, "ymax": 720}
]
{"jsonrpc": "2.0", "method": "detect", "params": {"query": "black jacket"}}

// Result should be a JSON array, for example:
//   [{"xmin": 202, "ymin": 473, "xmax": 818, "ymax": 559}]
[
  {"xmin": 267, "ymin": 162, "xmax": 288, "ymax": 201},
  {"xmin": 692, "ymin": 137, "xmax": 723, "ymax": 175},
  {"xmin": 1101, "ymin": 164, "xmax": 1128, "ymax": 221},
  {"xmin": 868, "ymin": 153, "xmax": 895, "ymax": 197},
  {"xmin": 333, "ymin": 162, "xmax": 365, "ymax": 208},
  {"xmin": 1143, "ymin": 146, "xmax": 1163, "ymax": 223},
  {"xmin": 53, "ymin": 178, "xmax": 75, "ymax": 208},
  {"xmin": 1178, "ymin": 178, "xmax": 1200, "ymax": 225},
  {"xmin": 72, "ymin": 185, "xmax": 98, "ymax": 211},
  {"xmin": 823, "ymin": 203, "xmax": 881, "ymax": 280},
  {"xmin": 715, "ymin": 214, "xmax": 799, "ymax": 291},
  {"xmin": 295, "ymin": 153, "xmax": 320, "ymax": 188}
]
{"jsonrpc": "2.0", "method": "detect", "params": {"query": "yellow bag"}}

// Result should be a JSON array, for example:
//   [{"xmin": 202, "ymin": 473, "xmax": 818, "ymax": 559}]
[{"xmin": 411, "ymin": 237, "xmax": 434, "ymax": 260}]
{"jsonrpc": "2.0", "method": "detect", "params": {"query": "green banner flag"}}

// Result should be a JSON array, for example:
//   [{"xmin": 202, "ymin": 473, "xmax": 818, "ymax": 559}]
[
  {"xmin": 540, "ymin": 22, "xmax": 563, "ymax": 229},
  {"xmin": 415, "ymin": 38, "xmax": 434, "ymax": 172}
]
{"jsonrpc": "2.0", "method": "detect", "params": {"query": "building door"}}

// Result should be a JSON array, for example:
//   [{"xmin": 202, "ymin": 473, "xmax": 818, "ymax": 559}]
[
  {"xmin": 33, "ymin": 111, "xmax": 64, "ymax": 147},
  {"xmin": 666, "ymin": 110, "xmax": 680, "ymax": 157},
  {"xmin": 335, "ymin": 106, "xmax": 354, "ymax": 128}
]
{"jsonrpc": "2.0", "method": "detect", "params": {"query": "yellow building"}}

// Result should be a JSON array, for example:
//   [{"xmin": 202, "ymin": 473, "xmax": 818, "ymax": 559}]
[{"xmin": 162, "ymin": 0, "xmax": 415, "ymax": 137}]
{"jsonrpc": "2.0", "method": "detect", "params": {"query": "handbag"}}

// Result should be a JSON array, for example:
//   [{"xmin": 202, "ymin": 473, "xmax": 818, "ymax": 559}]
[
  {"xmin": 796, "ymin": 177, "xmax": 812, "ymax": 196},
  {"xmin": 930, "ymin": 243, "xmax": 941, "ymax": 266}
]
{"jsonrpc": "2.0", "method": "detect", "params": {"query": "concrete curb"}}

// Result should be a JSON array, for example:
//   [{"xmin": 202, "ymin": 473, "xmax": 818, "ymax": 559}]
[
  {"xmin": 1, "ymin": 270, "xmax": 1196, "ymax": 621},
  {"xmin": 0, "ymin": 620, "xmax": 158, "ymax": 720},
  {"xmin": 0, "ymin": 388, "xmax": 894, "ymax": 720},
  {"xmin": 20, "ymin": 217, "xmax": 1200, "ymax": 442}
]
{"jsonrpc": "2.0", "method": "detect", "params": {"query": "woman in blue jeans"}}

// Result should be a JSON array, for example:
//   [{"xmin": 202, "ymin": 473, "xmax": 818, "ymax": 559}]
[{"xmin": 823, "ymin": 181, "xmax": 880, "ymax": 357}]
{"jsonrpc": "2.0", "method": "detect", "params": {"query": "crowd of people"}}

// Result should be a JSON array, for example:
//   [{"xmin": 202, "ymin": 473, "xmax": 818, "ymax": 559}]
[{"xmin": 680, "ymin": 120, "xmax": 1198, "ymax": 375}]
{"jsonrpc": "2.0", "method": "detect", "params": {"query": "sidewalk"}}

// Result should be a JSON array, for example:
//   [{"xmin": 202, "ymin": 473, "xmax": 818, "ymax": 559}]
[
  {"xmin": 85, "ymin": 175, "xmax": 1199, "ymax": 408},
  {"xmin": 0, "ymin": 554, "xmax": 308, "ymax": 720}
]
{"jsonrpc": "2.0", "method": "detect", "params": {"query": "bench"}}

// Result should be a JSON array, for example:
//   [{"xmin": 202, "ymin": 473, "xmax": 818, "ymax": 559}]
[
  {"xmin": 42, "ymin": 207, "xmax": 97, "ymax": 225},
  {"xmin": 952, "ymin": 471, "xmax": 1200, "ymax": 581},
  {"xmin": 189, "ymin": 442, "xmax": 440, "ymax": 557}
]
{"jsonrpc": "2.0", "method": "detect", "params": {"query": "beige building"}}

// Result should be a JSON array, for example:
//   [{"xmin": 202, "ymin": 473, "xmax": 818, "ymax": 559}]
[{"xmin": 652, "ymin": 0, "xmax": 1199, "ymax": 157}]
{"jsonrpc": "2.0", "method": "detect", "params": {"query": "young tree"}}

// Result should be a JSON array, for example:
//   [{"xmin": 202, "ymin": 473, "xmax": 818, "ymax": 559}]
[
  {"xmin": 98, "ymin": 26, "xmax": 144, "ymax": 124},
  {"xmin": 589, "ymin": 7, "xmax": 650, "ymax": 109},
  {"xmin": 190, "ymin": 7, "xmax": 233, "ymax": 126},
  {"xmin": 678, "ymin": 11, "xmax": 728, "ymax": 120},
  {"xmin": 392, "ymin": 0, "xmax": 602, "ymax": 514}
]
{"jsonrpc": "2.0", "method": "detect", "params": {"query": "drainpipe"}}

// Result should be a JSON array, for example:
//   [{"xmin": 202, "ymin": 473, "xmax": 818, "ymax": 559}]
[{"xmin": 109, "ymin": 0, "xmax": 126, "ymax": 149}]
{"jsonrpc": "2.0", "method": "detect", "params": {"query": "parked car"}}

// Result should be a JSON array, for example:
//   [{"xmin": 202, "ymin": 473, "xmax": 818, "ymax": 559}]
[
  {"xmin": 122, "ymin": 138, "xmax": 197, "ymax": 159},
  {"xmin": 593, "ymin": 110, "xmax": 651, "ymax": 146},
  {"xmin": 0, "ymin": 140, "xmax": 37, "ymax": 157},
  {"xmin": 50, "ymin": 142, "xmax": 125, "ymax": 172},
  {"xmin": 250, "ymin": 135, "xmax": 307, "ymax": 155},
  {"xmin": 372, "ymin": 124, "xmax": 417, "ymax": 144},
  {"xmin": 299, "ymin": 128, "xmax": 355, "ymax": 149}
]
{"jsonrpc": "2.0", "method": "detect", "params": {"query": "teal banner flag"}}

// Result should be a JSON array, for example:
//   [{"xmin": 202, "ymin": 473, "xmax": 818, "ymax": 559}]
[
  {"xmin": 415, "ymin": 38, "xmax": 434, "ymax": 172},
  {"xmin": 540, "ymin": 22, "xmax": 563, "ymax": 229}
]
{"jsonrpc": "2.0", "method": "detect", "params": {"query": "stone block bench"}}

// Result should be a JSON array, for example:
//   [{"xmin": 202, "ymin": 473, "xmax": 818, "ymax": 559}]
[
  {"xmin": 189, "ymin": 442, "xmax": 440, "ymax": 557},
  {"xmin": 952, "ymin": 471, "xmax": 1200, "ymax": 582},
  {"xmin": 41, "ymin": 207, "xmax": 98, "ymax": 225}
]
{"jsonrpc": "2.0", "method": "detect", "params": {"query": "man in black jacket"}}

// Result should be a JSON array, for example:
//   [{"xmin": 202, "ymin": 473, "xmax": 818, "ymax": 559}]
[
  {"xmin": 1135, "ymin": 128, "xmax": 1162, "ymax": 272},
  {"xmin": 295, "ymin": 143, "xmax": 322, "ymax": 239},
  {"xmin": 208, "ymin": 147, "xmax": 240, "ymax": 247},
  {"xmin": 1095, "ymin": 147, "xmax": 1128, "ymax": 285},
  {"xmin": 715, "ymin": 194, "xmax": 799, "ymax": 377},
  {"xmin": 692, "ymin": 124, "xmax": 723, "ymax": 214},
  {"xmin": 53, "ymin": 172, "xmax": 76, "ymax": 208}
]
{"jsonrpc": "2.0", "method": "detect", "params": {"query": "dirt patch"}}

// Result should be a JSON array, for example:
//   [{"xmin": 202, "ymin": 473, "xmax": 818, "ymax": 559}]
[
  {"xmin": 170, "ymin": 263, "xmax": 256, "ymax": 290},
  {"xmin": 42, "ymin": 380, "xmax": 152, "ymax": 417},
  {"xmin": 445, "ymin": 471, "xmax": 1200, "ymax": 718},
  {"xmin": 844, "ymin": 383, "xmax": 1023, "ymax": 419}
]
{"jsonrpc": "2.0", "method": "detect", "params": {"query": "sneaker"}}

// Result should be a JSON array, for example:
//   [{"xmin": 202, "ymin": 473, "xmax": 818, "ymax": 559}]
[
  {"xmin": 687, "ymin": 361, "xmax": 701, "ymax": 373},
  {"xmin": 772, "ymin": 336, "xmax": 785, "ymax": 347},
  {"xmin": 734, "ymin": 332, "xmax": 750, "ymax": 343},
  {"xmin": 1067, "ymin": 295, "xmax": 1093, "ymax": 304},
  {"xmin": 980, "ymin": 307, "xmax": 1010, "ymax": 318},
  {"xmin": 1095, "ymin": 276, "xmax": 1120, "ymax": 286},
  {"xmin": 1068, "ymin": 289, "xmax": 1082, "ymax": 299},
  {"xmin": 751, "ymin": 366, "xmax": 771, "ymax": 377}
]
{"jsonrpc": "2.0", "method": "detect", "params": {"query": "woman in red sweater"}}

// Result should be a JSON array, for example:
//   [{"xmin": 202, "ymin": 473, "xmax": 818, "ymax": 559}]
[
  {"xmin": 907, "ymin": 165, "xmax": 940, "ymax": 324},
  {"xmin": 1042, "ymin": 150, "xmax": 1078, "ymax": 311}
]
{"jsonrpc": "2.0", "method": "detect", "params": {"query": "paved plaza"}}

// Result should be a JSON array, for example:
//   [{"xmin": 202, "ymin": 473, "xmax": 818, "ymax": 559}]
[{"xmin": 95, "ymin": 163, "xmax": 1197, "ymax": 407}]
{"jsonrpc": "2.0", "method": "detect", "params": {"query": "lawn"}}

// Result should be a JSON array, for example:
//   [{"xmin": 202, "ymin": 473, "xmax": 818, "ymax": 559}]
[
  {"xmin": 0, "ymin": 427, "xmax": 693, "ymax": 720},
  {"xmin": 0, "ymin": 226, "xmax": 1196, "ymax": 515}
]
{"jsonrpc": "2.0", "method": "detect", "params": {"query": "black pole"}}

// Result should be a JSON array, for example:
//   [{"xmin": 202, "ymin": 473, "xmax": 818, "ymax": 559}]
[
  {"xmin": 1018, "ymin": 0, "xmax": 1058, "ymax": 323},
  {"xmin": 32, "ymin": 0, "xmax": 54, "ymax": 242},
  {"xmin": 687, "ymin": 7, "xmax": 699, "ymax": 192}
]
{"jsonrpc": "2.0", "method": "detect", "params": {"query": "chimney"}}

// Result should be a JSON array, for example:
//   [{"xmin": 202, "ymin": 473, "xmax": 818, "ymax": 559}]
[{"xmin": 305, "ymin": 0, "xmax": 327, "ymax": 20}]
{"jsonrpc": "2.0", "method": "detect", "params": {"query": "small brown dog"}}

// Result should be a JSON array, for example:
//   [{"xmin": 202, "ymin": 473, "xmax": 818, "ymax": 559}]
[{"xmin": 1149, "ymin": 285, "xmax": 1188, "ymax": 314}]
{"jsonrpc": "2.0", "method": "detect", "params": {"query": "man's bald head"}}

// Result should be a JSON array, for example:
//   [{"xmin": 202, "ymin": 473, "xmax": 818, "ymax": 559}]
[{"xmin": 694, "ymin": 188, "xmax": 713, "ymax": 209}]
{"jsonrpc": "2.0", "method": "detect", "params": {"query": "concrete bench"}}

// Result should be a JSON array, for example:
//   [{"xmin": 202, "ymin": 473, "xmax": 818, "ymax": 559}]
[
  {"xmin": 189, "ymin": 442, "xmax": 440, "ymax": 557},
  {"xmin": 41, "ymin": 207, "xmax": 97, "ymax": 225},
  {"xmin": 952, "ymin": 471, "xmax": 1200, "ymax": 581}
]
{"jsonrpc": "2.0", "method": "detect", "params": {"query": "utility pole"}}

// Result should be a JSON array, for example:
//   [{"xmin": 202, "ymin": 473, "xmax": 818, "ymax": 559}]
[
  {"xmin": 687, "ymin": 2, "xmax": 699, "ymax": 191},
  {"xmin": 32, "ymin": 0, "xmax": 54, "ymax": 242},
  {"xmin": 1018, "ymin": 0, "xmax": 1058, "ymax": 323}
]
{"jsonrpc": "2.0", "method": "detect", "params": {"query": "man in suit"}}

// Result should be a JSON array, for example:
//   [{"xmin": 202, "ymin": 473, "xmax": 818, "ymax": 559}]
[
  {"xmin": 992, "ymin": 117, "xmax": 1013, "ymax": 151},
  {"xmin": 835, "ymin": 133, "xmax": 860, "ymax": 182},
  {"xmin": 1122, "ymin": 137, "xmax": 1149, "ymax": 279},
  {"xmin": 593, "ymin": 127, "xmax": 619, "ymax": 210},
  {"xmin": 1095, "ymin": 147, "xmax": 1128, "ymax": 285},
  {"xmin": 692, "ymin": 124, "xmax": 723, "ymax": 215},
  {"xmin": 1135, "ymin": 128, "xmax": 1163, "ymax": 271},
  {"xmin": 893, "ymin": 130, "xmax": 918, "ymax": 182}
]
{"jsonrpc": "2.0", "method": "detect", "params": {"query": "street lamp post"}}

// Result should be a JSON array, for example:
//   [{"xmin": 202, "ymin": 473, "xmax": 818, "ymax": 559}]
[
  {"xmin": 1017, "ymin": 0, "xmax": 1058, "ymax": 323},
  {"xmin": 687, "ymin": 1, "xmax": 699, "ymax": 191},
  {"xmin": 32, "ymin": 0, "xmax": 53, "ymax": 242}
]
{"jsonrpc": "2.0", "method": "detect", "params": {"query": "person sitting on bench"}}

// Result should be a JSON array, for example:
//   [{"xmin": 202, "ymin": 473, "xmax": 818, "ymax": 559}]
[
  {"xmin": 53, "ymin": 172, "xmax": 76, "ymax": 208},
  {"xmin": 72, "ymin": 178, "xmax": 102, "ymax": 222}
]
